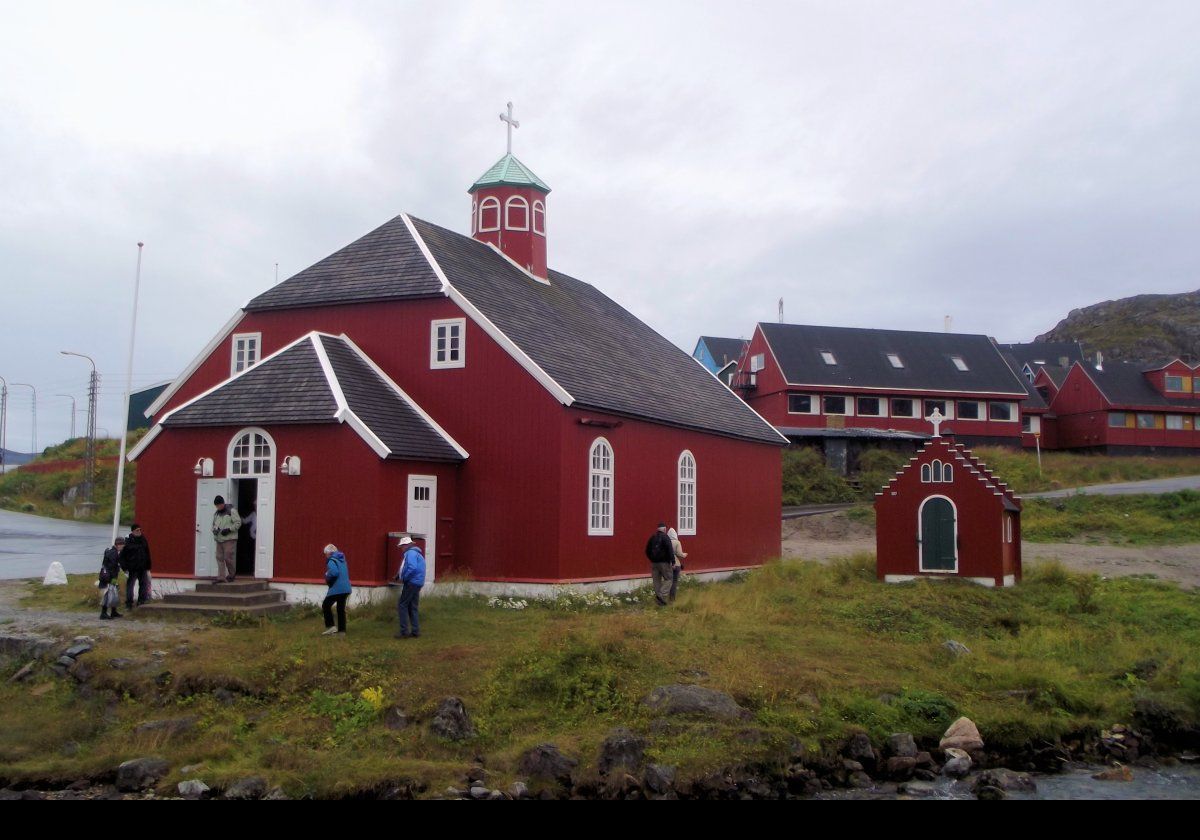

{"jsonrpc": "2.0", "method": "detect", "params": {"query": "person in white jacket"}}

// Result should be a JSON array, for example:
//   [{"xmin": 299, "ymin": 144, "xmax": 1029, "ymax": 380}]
[{"xmin": 667, "ymin": 527, "xmax": 687, "ymax": 603}]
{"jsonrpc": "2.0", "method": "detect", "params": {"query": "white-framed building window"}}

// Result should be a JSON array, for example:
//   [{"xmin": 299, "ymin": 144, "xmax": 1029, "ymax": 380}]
[
  {"xmin": 822, "ymin": 395, "xmax": 853, "ymax": 416},
  {"xmin": 430, "ymin": 318, "xmax": 466, "ymax": 369},
  {"xmin": 788, "ymin": 394, "xmax": 817, "ymax": 414},
  {"xmin": 924, "ymin": 399, "xmax": 953, "ymax": 420},
  {"xmin": 749, "ymin": 353, "xmax": 765, "ymax": 372},
  {"xmin": 478, "ymin": 197, "xmax": 500, "ymax": 232},
  {"xmin": 588, "ymin": 437, "xmax": 614, "ymax": 536},
  {"xmin": 892, "ymin": 398, "xmax": 917, "ymax": 418},
  {"xmin": 1023, "ymin": 414, "xmax": 1042, "ymax": 434},
  {"xmin": 1165, "ymin": 375, "xmax": 1187, "ymax": 392},
  {"xmin": 1166, "ymin": 414, "xmax": 1185, "ymax": 431},
  {"xmin": 229, "ymin": 428, "xmax": 275, "ymax": 477},
  {"xmin": 957, "ymin": 401, "xmax": 984, "ymax": 421},
  {"xmin": 921, "ymin": 464, "xmax": 932, "ymax": 483},
  {"xmin": 887, "ymin": 353, "xmax": 904, "ymax": 369},
  {"xmin": 505, "ymin": 196, "xmax": 530, "ymax": 230},
  {"xmin": 989, "ymin": 402, "xmax": 1016, "ymax": 422},
  {"xmin": 820, "ymin": 351, "xmax": 837, "ymax": 366},
  {"xmin": 471, "ymin": 200, "xmax": 478, "ymax": 234},
  {"xmin": 677, "ymin": 451, "xmax": 696, "ymax": 536},
  {"xmin": 532, "ymin": 200, "xmax": 546, "ymax": 235},
  {"xmin": 857, "ymin": 396, "xmax": 887, "ymax": 417},
  {"xmin": 231, "ymin": 333, "xmax": 261, "ymax": 375}
]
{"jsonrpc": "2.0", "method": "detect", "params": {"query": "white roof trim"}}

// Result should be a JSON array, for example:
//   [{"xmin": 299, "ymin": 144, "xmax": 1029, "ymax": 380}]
[
  {"xmin": 126, "ymin": 424, "xmax": 162, "ymax": 461},
  {"xmin": 337, "ymin": 333, "xmax": 470, "ymax": 460},
  {"xmin": 483, "ymin": 241, "xmax": 551, "ymax": 286},
  {"xmin": 402, "ymin": 213, "xmax": 575, "ymax": 407},
  {"xmin": 691, "ymin": 355, "xmax": 789, "ymax": 445},
  {"xmin": 342, "ymin": 409, "xmax": 392, "ymax": 459},
  {"xmin": 310, "ymin": 334, "xmax": 349, "ymax": 418},
  {"xmin": 145, "ymin": 309, "xmax": 246, "ymax": 417}
]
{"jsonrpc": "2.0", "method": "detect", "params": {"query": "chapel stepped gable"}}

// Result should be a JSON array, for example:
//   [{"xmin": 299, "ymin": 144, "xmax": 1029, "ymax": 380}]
[{"xmin": 876, "ymin": 438, "xmax": 1020, "ymax": 503}]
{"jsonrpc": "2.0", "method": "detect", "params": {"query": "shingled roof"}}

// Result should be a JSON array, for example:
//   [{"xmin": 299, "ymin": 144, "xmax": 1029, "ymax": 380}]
[
  {"xmin": 759, "ymin": 323, "xmax": 1028, "ymax": 396},
  {"xmin": 1082, "ymin": 362, "xmax": 1200, "ymax": 410},
  {"xmin": 162, "ymin": 333, "xmax": 466, "ymax": 462},
  {"xmin": 698, "ymin": 336, "xmax": 749, "ymax": 368}
]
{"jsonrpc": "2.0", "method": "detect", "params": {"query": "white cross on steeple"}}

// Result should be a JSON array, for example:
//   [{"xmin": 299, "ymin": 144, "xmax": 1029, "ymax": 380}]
[
  {"xmin": 500, "ymin": 102, "xmax": 520, "ymax": 155},
  {"xmin": 927, "ymin": 407, "xmax": 945, "ymax": 438}
]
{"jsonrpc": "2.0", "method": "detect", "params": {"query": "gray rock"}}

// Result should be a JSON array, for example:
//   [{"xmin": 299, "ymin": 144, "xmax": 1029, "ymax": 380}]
[
  {"xmin": 134, "ymin": 716, "xmax": 198, "ymax": 738},
  {"xmin": 975, "ymin": 768, "xmax": 1036, "ymax": 793},
  {"xmin": 20, "ymin": 790, "xmax": 45, "ymax": 800},
  {"xmin": 225, "ymin": 776, "xmax": 269, "ymax": 800},
  {"xmin": 63, "ymin": 642, "xmax": 93, "ymax": 659},
  {"xmin": 643, "ymin": 764, "xmax": 676, "ymax": 795},
  {"xmin": 885, "ymin": 756, "xmax": 917, "ymax": 781},
  {"xmin": 643, "ymin": 684, "xmax": 749, "ymax": 721},
  {"xmin": 943, "ymin": 640, "xmax": 971, "ymax": 657},
  {"xmin": 886, "ymin": 733, "xmax": 918, "ymax": 758},
  {"xmin": 898, "ymin": 781, "xmax": 938, "ymax": 797},
  {"xmin": 848, "ymin": 771, "xmax": 874, "ymax": 789},
  {"xmin": 150, "ymin": 650, "xmax": 167, "ymax": 658},
  {"xmin": 108, "ymin": 658, "xmax": 136, "ymax": 670},
  {"xmin": 428, "ymin": 697, "xmax": 475, "ymax": 741},
  {"xmin": 9, "ymin": 662, "xmax": 36, "ymax": 683},
  {"xmin": 263, "ymin": 787, "xmax": 289, "ymax": 800},
  {"xmin": 383, "ymin": 705, "xmax": 408, "ymax": 731},
  {"xmin": 942, "ymin": 748, "xmax": 972, "ymax": 778},
  {"xmin": 597, "ymin": 727, "xmax": 646, "ymax": 776},
  {"xmin": 0, "ymin": 635, "xmax": 58, "ymax": 660},
  {"xmin": 469, "ymin": 785, "xmax": 490, "ymax": 800},
  {"xmin": 487, "ymin": 789, "xmax": 507, "ymax": 800},
  {"xmin": 976, "ymin": 784, "xmax": 1006, "ymax": 801},
  {"xmin": 0, "ymin": 789, "xmax": 21, "ymax": 801},
  {"xmin": 842, "ymin": 759, "xmax": 864, "ymax": 772},
  {"xmin": 56, "ymin": 655, "xmax": 76, "ymax": 669},
  {"xmin": 508, "ymin": 781, "xmax": 530, "ymax": 800},
  {"xmin": 177, "ymin": 780, "xmax": 210, "ymax": 799},
  {"xmin": 518, "ymin": 743, "xmax": 578, "ymax": 786},
  {"xmin": 940, "ymin": 717, "xmax": 985, "ymax": 752},
  {"xmin": 116, "ymin": 757, "xmax": 170, "ymax": 792},
  {"xmin": 846, "ymin": 732, "xmax": 876, "ymax": 767}
]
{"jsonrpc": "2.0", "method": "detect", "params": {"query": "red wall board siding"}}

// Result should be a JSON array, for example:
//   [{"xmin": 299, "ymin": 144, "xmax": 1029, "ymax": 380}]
[{"xmin": 555, "ymin": 407, "xmax": 782, "ymax": 582}]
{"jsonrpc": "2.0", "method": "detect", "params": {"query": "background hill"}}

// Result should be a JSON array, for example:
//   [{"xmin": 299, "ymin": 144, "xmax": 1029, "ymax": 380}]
[
  {"xmin": 1037, "ymin": 289, "xmax": 1200, "ymax": 364},
  {"xmin": 1, "ymin": 448, "xmax": 34, "ymax": 468}
]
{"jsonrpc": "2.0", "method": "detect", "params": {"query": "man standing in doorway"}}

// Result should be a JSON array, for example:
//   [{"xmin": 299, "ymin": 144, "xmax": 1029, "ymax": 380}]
[
  {"xmin": 212, "ymin": 495, "xmax": 242, "ymax": 583},
  {"xmin": 645, "ymin": 522, "xmax": 675, "ymax": 607}
]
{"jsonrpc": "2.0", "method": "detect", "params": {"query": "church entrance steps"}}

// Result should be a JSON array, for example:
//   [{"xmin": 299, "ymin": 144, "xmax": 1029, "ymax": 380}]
[{"xmin": 138, "ymin": 578, "xmax": 291, "ymax": 617}]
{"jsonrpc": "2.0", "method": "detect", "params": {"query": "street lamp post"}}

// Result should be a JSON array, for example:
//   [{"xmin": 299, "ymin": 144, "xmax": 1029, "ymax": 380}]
[
  {"xmin": 0, "ymin": 375, "xmax": 7, "ymax": 474},
  {"xmin": 55, "ymin": 394, "xmax": 77, "ymax": 440},
  {"xmin": 11, "ymin": 383, "xmax": 36, "ymax": 456},
  {"xmin": 60, "ymin": 351, "xmax": 98, "ymax": 504},
  {"xmin": 112, "ymin": 243, "xmax": 145, "ymax": 543}
]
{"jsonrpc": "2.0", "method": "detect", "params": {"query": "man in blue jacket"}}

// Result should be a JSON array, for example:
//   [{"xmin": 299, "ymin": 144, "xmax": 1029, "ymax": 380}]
[{"xmin": 394, "ymin": 535, "xmax": 425, "ymax": 639}]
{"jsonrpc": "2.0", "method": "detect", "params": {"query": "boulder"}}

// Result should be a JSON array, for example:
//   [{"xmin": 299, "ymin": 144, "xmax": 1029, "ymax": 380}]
[
  {"xmin": 518, "ymin": 743, "xmax": 578, "ymax": 786},
  {"xmin": 942, "ymin": 748, "xmax": 972, "ymax": 778},
  {"xmin": 642, "ymin": 684, "xmax": 749, "ymax": 721},
  {"xmin": 940, "ymin": 717, "xmax": 984, "ymax": 752},
  {"xmin": 0, "ymin": 635, "xmax": 57, "ymax": 660},
  {"xmin": 115, "ymin": 757, "xmax": 170, "ymax": 792},
  {"xmin": 428, "ymin": 697, "xmax": 475, "ymax": 741},
  {"xmin": 976, "ymin": 785, "xmax": 1006, "ymax": 801},
  {"xmin": 974, "ymin": 769, "xmax": 1036, "ymax": 793},
  {"xmin": 469, "ymin": 785, "xmax": 490, "ymax": 800},
  {"xmin": 177, "ymin": 780, "xmax": 210, "ymax": 799},
  {"xmin": 63, "ymin": 642, "xmax": 93, "ymax": 659},
  {"xmin": 886, "ymin": 733, "xmax": 918, "ymax": 758},
  {"xmin": 885, "ymin": 756, "xmax": 917, "ymax": 781},
  {"xmin": 224, "ymin": 776, "xmax": 269, "ymax": 800},
  {"xmin": 508, "ymin": 781, "xmax": 530, "ymax": 800},
  {"xmin": 845, "ymin": 732, "xmax": 876, "ymax": 768},
  {"xmin": 643, "ymin": 764, "xmax": 676, "ymax": 796},
  {"xmin": 597, "ymin": 728, "xmax": 646, "ymax": 776},
  {"xmin": 943, "ymin": 640, "xmax": 971, "ymax": 658}
]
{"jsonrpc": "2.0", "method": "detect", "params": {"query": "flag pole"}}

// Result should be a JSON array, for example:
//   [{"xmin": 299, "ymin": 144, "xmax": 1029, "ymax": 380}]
[{"xmin": 112, "ymin": 242, "xmax": 144, "ymax": 543}]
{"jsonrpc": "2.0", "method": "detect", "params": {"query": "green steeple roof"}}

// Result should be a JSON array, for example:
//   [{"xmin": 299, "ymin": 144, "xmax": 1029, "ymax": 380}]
[{"xmin": 469, "ymin": 154, "xmax": 550, "ymax": 194}]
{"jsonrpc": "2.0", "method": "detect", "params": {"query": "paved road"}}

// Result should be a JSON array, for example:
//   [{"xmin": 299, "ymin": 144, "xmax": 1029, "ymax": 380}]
[
  {"xmin": 1026, "ymin": 475, "xmax": 1200, "ymax": 499},
  {"xmin": 782, "ymin": 503, "xmax": 857, "ymax": 520},
  {"xmin": 0, "ymin": 509, "xmax": 113, "ymax": 580}
]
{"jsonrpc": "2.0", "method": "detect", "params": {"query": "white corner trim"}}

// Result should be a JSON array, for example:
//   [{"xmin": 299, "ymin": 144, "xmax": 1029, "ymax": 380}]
[
  {"xmin": 691, "ymin": 355, "xmax": 789, "ymax": 444},
  {"xmin": 402, "ymin": 214, "xmax": 573, "ymax": 406},
  {"xmin": 343, "ymin": 409, "xmax": 392, "ymax": 459},
  {"xmin": 310, "ymin": 334, "xmax": 349, "ymax": 417},
  {"xmin": 126, "ymin": 424, "xmax": 162, "ymax": 461},
  {"xmin": 145, "ymin": 309, "xmax": 247, "ymax": 417},
  {"xmin": 337, "ymin": 334, "xmax": 469, "ymax": 459},
  {"xmin": 484, "ymin": 241, "xmax": 550, "ymax": 286},
  {"xmin": 400, "ymin": 213, "xmax": 450, "ymax": 294}
]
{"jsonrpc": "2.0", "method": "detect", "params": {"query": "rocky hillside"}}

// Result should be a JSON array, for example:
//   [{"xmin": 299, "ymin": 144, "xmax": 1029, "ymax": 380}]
[{"xmin": 1037, "ymin": 290, "xmax": 1200, "ymax": 364}]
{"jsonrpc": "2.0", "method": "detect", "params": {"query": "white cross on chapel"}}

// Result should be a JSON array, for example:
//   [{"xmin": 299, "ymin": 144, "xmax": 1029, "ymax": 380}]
[
  {"xmin": 500, "ymin": 102, "xmax": 520, "ymax": 154},
  {"xmin": 927, "ymin": 408, "xmax": 945, "ymax": 438}
]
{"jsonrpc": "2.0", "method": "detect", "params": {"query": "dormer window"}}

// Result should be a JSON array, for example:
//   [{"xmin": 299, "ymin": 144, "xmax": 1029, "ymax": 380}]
[
  {"xmin": 950, "ymin": 355, "xmax": 969, "ymax": 372},
  {"xmin": 505, "ymin": 196, "xmax": 530, "ymax": 231},
  {"xmin": 533, "ymin": 200, "xmax": 546, "ymax": 235},
  {"xmin": 478, "ymin": 197, "xmax": 500, "ymax": 232},
  {"xmin": 232, "ymin": 333, "xmax": 261, "ymax": 375},
  {"xmin": 820, "ymin": 351, "xmax": 837, "ymax": 365},
  {"xmin": 887, "ymin": 353, "xmax": 904, "ymax": 369},
  {"xmin": 1165, "ymin": 375, "xmax": 1189, "ymax": 392}
]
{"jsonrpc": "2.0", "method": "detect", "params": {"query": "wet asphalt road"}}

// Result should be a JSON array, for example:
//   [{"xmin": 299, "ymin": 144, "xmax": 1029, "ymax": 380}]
[
  {"xmin": 1026, "ymin": 475, "xmax": 1200, "ymax": 499},
  {"xmin": 0, "ymin": 509, "xmax": 114, "ymax": 580}
]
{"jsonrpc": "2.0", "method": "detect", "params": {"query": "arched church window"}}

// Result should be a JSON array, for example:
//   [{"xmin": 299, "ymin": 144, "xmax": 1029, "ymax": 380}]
[
  {"xmin": 229, "ymin": 429, "xmax": 275, "ymax": 477},
  {"xmin": 506, "ymin": 196, "xmax": 530, "ymax": 231},
  {"xmin": 478, "ymin": 197, "xmax": 500, "ymax": 232},
  {"xmin": 533, "ymin": 200, "xmax": 546, "ymax": 236}
]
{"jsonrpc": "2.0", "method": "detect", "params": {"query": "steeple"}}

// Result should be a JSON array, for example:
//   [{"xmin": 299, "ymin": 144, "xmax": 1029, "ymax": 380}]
[{"xmin": 469, "ymin": 103, "xmax": 550, "ymax": 280}]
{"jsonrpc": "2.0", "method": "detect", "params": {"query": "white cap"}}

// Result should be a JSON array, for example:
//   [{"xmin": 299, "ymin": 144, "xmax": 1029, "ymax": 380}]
[
  {"xmin": 397, "ymin": 536, "xmax": 413, "ymax": 546},
  {"xmin": 323, "ymin": 543, "xmax": 338, "ymax": 555}
]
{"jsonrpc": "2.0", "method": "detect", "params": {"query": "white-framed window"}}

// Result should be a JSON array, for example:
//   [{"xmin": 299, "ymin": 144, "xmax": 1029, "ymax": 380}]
[
  {"xmin": 990, "ymin": 402, "xmax": 1016, "ymax": 422},
  {"xmin": 471, "ymin": 200, "xmax": 477, "ymax": 234},
  {"xmin": 532, "ymin": 200, "xmax": 546, "ymax": 235},
  {"xmin": 957, "ymin": 401, "xmax": 983, "ymax": 420},
  {"xmin": 891, "ymin": 398, "xmax": 917, "ymax": 418},
  {"xmin": 588, "ymin": 437, "xmax": 614, "ymax": 536},
  {"xmin": 229, "ymin": 428, "xmax": 274, "ymax": 477},
  {"xmin": 749, "ymin": 353, "xmax": 765, "ymax": 372},
  {"xmin": 1167, "ymin": 415, "xmax": 1185, "ymax": 431},
  {"xmin": 430, "ymin": 318, "xmax": 466, "ymax": 369},
  {"xmin": 857, "ymin": 396, "xmax": 886, "ymax": 417},
  {"xmin": 942, "ymin": 462, "xmax": 953, "ymax": 482},
  {"xmin": 231, "ymin": 333, "xmax": 261, "ymax": 375},
  {"xmin": 1108, "ymin": 412, "xmax": 1129, "ymax": 428},
  {"xmin": 1005, "ymin": 516, "xmax": 1014, "ymax": 543},
  {"xmin": 822, "ymin": 395, "xmax": 852, "ymax": 416},
  {"xmin": 921, "ymin": 464, "xmax": 932, "ymax": 483},
  {"xmin": 924, "ymin": 399, "xmax": 953, "ymax": 420},
  {"xmin": 887, "ymin": 353, "xmax": 904, "ymax": 369},
  {"xmin": 478, "ymin": 197, "xmax": 500, "ymax": 232},
  {"xmin": 788, "ymin": 394, "xmax": 817, "ymax": 414},
  {"xmin": 950, "ymin": 355, "xmax": 969, "ymax": 372},
  {"xmin": 1136, "ymin": 413, "xmax": 1157, "ymax": 430},
  {"xmin": 820, "ymin": 351, "xmax": 837, "ymax": 366},
  {"xmin": 677, "ymin": 451, "xmax": 696, "ymax": 536},
  {"xmin": 1165, "ymin": 375, "xmax": 1187, "ymax": 392},
  {"xmin": 505, "ymin": 196, "xmax": 530, "ymax": 231},
  {"xmin": 1022, "ymin": 415, "xmax": 1042, "ymax": 434}
]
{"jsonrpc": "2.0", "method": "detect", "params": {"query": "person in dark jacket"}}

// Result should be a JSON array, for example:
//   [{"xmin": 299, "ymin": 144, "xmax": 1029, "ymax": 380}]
[
  {"xmin": 321, "ymin": 543, "xmax": 352, "ymax": 636},
  {"xmin": 393, "ymin": 536, "xmax": 426, "ymax": 639},
  {"xmin": 118, "ymin": 524, "xmax": 152, "ymax": 609},
  {"xmin": 99, "ymin": 537, "xmax": 124, "ymax": 620},
  {"xmin": 645, "ymin": 522, "xmax": 675, "ymax": 607}
]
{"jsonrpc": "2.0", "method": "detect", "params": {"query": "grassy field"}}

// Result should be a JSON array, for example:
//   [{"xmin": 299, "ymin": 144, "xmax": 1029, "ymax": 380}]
[
  {"xmin": 1021, "ymin": 491, "xmax": 1200, "ymax": 545},
  {"xmin": 3, "ymin": 561, "xmax": 1198, "ymax": 797},
  {"xmin": 0, "ymin": 435, "xmax": 141, "ymax": 524}
]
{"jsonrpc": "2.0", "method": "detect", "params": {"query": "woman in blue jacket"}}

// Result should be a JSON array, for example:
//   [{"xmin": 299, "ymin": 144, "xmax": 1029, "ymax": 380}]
[{"xmin": 322, "ymin": 544, "xmax": 352, "ymax": 636}]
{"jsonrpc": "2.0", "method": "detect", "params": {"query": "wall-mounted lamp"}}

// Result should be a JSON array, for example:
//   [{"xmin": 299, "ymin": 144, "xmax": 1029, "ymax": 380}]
[
  {"xmin": 280, "ymin": 455, "xmax": 301, "ymax": 476},
  {"xmin": 193, "ymin": 457, "xmax": 214, "ymax": 477}
]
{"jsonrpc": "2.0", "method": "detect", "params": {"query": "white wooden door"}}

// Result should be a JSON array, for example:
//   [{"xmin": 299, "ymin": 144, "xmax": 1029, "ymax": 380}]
[
  {"xmin": 406, "ymin": 475, "xmax": 436, "ymax": 581},
  {"xmin": 254, "ymin": 475, "xmax": 275, "ymax": 579},
  {"xmin": 195, "ymin": 478, "xmax": 229, "ymax": 577}
]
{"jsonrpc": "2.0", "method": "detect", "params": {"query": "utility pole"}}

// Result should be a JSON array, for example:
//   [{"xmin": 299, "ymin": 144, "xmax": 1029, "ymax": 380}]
[
  {"xmin": 56, "ymin": 394, "xmax": 77, "ymax": 439},
  {"xmin": 112, "ymin": 243, "xmax": 144, "ymax": 542},
  {"xmin": 12, "ymin": 383, "xmax": 36, "ymax": 455},
  {"xmin": 0, "ymin": 375, "xmax": 7, "ymax": 474},
  {"xmin": 61, "ymin": 351, "xmax": 98, "ymax": 505}
]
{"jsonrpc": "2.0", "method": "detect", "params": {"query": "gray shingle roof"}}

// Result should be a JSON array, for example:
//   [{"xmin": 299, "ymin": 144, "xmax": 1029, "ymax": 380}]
[
  {"xmin": 699, "ymin": 336, "xmax": 748, "ymax": 367},
  {"xmin": 759, "ymin": 323, "xmax": 1028, "ymax": 396},
  {"xmin": 1085, "ymin": 363, "xmax": 1200, "ymax": 410},
  {"xmin": 999, "ymin": 352, "xmax": 1048, "ymax": 411},
  {"xmin": 163, "ymin": 334, "xmax": 466, "ymax": 461},
  {"xmin": 409, "ymin": 217, "xmax": 784, "ymax": 445},
  {"xmin": 997, "ymin": 341, "xmax": 1087, "ymax": 370},
  {"xmin": 245, "ymin": 216, "xmax": 443, "ymax": 311}
]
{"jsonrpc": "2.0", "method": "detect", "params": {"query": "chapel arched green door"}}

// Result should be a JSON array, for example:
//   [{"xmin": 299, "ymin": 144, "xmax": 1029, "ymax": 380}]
[{"xmin": 920, "ymin": 497, "xmax": 957, "ymax": 572}]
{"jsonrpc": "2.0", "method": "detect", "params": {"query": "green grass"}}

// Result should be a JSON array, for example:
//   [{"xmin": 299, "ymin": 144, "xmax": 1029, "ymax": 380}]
[
  {"xmin": 0, "ymin": 433, "xmax": 143, "ymax": 524},
  {"xmin": 973, "ymin": 447, "xmax": 1200, "ymax": 495},
  {"xmin": 1022, "ymin": 491, "xmax": 1200, "ymax": 545},
  {"xmin": 3, "ymin": 560, "xmax": 1198, "ymax": 797}
]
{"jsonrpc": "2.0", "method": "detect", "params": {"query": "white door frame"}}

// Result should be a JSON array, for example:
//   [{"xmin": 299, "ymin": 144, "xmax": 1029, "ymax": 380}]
[
  {"xmin": 195, "ymin": 477, "xmax": 229, "ymax": 578},
  {"xmin": 227, "ymin": 428, "xmax": 277, "ymax": 580},
  {"xmin": 407, "ymin": 474, "xmax": 437, "ymax": 581}
]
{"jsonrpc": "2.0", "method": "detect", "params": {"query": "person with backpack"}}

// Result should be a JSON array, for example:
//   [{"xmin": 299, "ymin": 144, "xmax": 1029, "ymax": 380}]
[
  {"xmin": 394, "ymin": 536, "xmax": 426, "ymax": 639},
  {"xmin": 321, "ymin": 543, "xmax": 352, "ymax": 636},
  {"xmin": 99, "ymin": 537, "xmax": 124, "ymax": 620},
  {"xmin": 645, "ymin": 522, "xmax": 675, "ymax": 607},
  {"xmin": 118, "ymin": 524, "xmax": 153, "ymax": 609}
]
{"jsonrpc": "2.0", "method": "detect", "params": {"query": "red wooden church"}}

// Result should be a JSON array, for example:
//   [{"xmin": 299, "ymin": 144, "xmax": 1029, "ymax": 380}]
[
  {"xmin": 874, "ymin": 413, "xmax": 1022, "ymax": 588},
  {"xmin": 129, "ymin": 116, "xmax": 786, "ymax": 596}
]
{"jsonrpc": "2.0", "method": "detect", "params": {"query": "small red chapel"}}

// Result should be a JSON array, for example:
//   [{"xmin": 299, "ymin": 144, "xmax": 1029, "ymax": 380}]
[{"xmin": 875, "ymin": 411, "xmax": 1022, "ymax": 587}]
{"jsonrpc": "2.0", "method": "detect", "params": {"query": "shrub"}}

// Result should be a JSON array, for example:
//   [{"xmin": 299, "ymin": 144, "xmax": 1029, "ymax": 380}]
[{"xmin": 782, "ymin": 447, "xmax": 854, "ymax": 505}]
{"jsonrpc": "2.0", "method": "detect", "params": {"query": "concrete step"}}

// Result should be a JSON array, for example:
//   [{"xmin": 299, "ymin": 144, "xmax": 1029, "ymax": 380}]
[
  {"xmin": 136, "ymin": 601, "xmax": 292, "ymax": 618},
  {"xmin": 194, "ymin": 579, "xmax": 271, "ymax": 594},
  {"xmin": 164, "ymin": 590, "xmax": 287, "ymax": 607}
]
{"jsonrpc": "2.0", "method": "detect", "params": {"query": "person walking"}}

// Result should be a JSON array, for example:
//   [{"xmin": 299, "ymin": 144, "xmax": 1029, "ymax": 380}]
[
  {"xmin": 393, "ymin": 536, "xmax": 426, "ymax": 639},
  {"xmin": 211, "ymin": 495, "xmax": 242, "ymax": 583},
  {"xmin": 118, "ymin": 524, "xmax": 153, "ymax": 609},
  {"xmin": 645, "ymin": 522, "xmax": 675, "ymax": 607},
  {"xmin": 321, "ymin": 544, "xmax": 351, "ymax": 636},
  {"xmin": 99, "ymin": 537, "xmax": 124, "ymax": 620},
  {"xmin": 667, "ymin": 527, "xmax": 688, "ymax": 603}
]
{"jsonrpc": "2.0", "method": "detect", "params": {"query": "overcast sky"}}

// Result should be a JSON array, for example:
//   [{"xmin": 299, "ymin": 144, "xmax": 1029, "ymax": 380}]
[{"xmin": 2, "ymin": 1, "xmax": 1198, "ymax": 451}]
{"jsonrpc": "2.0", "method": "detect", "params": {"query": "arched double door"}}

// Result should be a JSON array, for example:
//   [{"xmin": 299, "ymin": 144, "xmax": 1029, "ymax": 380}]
[{"xmin": 919, "ymin": 496, "xmax": 957, "ymax": 573}]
